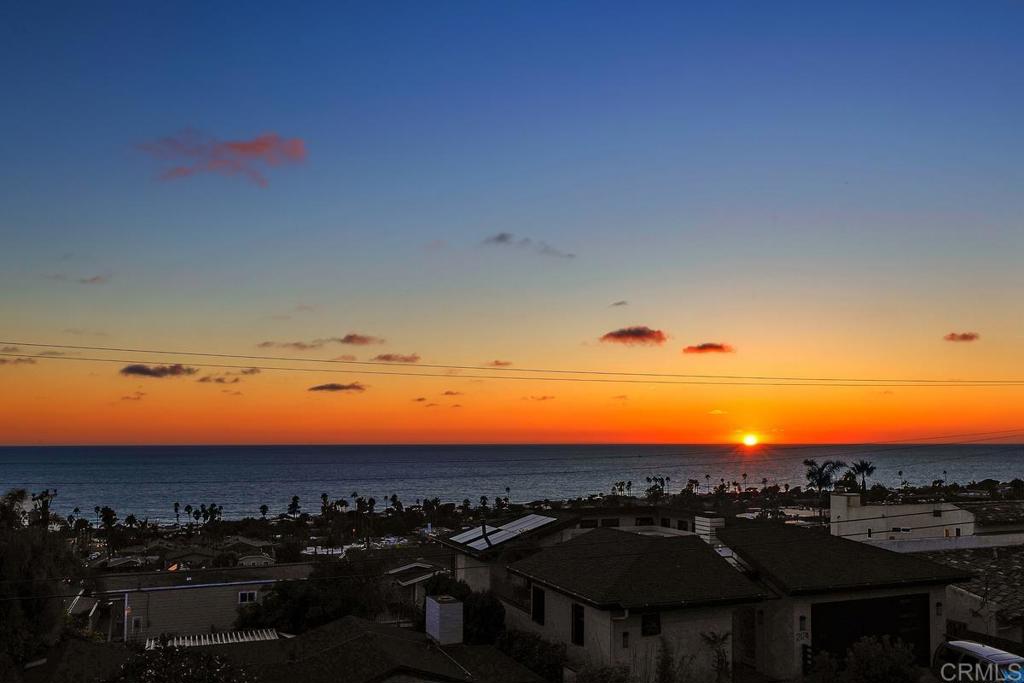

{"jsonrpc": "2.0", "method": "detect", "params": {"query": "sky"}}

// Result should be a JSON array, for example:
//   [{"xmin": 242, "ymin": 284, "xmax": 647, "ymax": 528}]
[{"xmin": 1, "ymin": 1, "xmax": 1022, "ymax": 445}]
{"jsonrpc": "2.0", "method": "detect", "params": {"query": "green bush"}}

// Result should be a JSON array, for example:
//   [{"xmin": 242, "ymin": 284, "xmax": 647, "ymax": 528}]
[
  {"xmin": 806, "ymin": 635, "xmax": 919, "ymax": 683},
  {"xmin": 496, "ymin": 629, "xmax": 566, "ymax": 682}
]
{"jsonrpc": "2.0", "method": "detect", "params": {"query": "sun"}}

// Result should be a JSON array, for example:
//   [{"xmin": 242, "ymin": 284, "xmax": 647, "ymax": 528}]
[{"xmin": 742, "ymin": 433, "xmax": 759, "ymax": 447}]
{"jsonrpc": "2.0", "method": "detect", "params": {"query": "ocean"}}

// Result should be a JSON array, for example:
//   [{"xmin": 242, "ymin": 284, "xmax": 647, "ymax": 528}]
[{"xmin": 1, "ymin": 443, "xmax": 1022, "ymax": 522}]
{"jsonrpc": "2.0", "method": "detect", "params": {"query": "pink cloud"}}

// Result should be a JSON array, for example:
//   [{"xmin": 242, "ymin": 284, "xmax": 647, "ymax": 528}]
[
  {"xmin": 600, "ymin": 326, "xmax": 667, "ymax": 346},
  {"xmin": 682, "ymin": 342, "xmax": 735, "ymax": 354},
  {"xmin": 138, "ymin": 130, "xmax": 307, "ymax": 187},
  {"xmin": 944, "ymin": 332, "xmax": 979, "ymax": 342}
]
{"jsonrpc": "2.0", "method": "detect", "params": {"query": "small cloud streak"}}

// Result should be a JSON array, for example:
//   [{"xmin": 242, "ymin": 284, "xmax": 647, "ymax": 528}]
[
  {"xmin": 257, "ymin": 334, "xmax": 384, "ymax": 351},
  {"xmin": 372, "ymin": 353, "xmax": 420, "ymax": 363},
  {"xmin": 442, "ymin": 390, "xmax": 463, "ymax": 396},
  {"xmin": 308, "ymin": 382, "xmax": 366, "ymax": 393},
  {"xmin": 526, "ymin": 395, "xmax": 556, "ymax": 401},
  {"xmin": 198, "ymin": 375, "xmax": 241, "ymax": 384},
  {"xmin": 119, "ymin": 364, "xmax": 198, "ymax": 378},
  {"xmin": 46, "ymin": 273, "xmax": 111, "ymax": 285},
  {"xmin": 482, "ymin": 232, "xmax": 575, "ymax": 259},
  {"xmin": 485, "ymin": 360, "xmax": 513, "ymax": 367},
  {"xmin": 121, "ymin": 391, "xmax": 146, "ymax": 402},
  {"xmin": 412, "ymin": 397, "xmax": 427, "ymax": 402},
  {"xmin": 610, "ymin": 300, "xmax": 628, "ymax": 307},
  {"xmin": 944, "ymin": 332, "xmax": 979, "ymax": 342},
  {"xmin": 0, "ymin": 357, "xmax": 36, "ymax": 366},
  {"xmin": 683, "ymin": 342, "xmax": 735, "ymax": 354},
  {"xmin": 600, "ymin": 326, "xmax": 667, "ymax": 346},
  {"xmin": 1, "ymin": 346, "xmax": 20, "ymax": 352},
  {"xmin": 138, "ymin": 130, "xmax": 307, "ymax": 187}
]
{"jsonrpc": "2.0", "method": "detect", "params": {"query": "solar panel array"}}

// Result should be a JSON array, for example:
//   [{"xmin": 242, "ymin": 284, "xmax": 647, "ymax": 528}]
[{"xmin": 452, "ymin": 514, "xmax": 558, "ymax": 551}]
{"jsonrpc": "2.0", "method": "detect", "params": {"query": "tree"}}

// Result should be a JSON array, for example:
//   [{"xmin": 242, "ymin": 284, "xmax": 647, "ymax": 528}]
[
  {"xmin": 0, "ymin": 489, "xmax": 28, "ymax": 529},
  {"xmin": 109, "ymin": 646, "xmax": 257, "ymax": 683},
  {"xmin": 173, "ymin": 501, "xmax": 181, "ymax": 527},
  {"xmin": 287, "ymin": 496, "xmax": 300, "ymax": 518},
  {"xmin": 700, "ymin": 631, "xmax": 731, "ymax": 683},
  {"xmin": 30, "ymin": 489, "xmax": 56, "ymax": 528},
  {"xmin": 803, "ymin": 459, "xmax": 847, "ymax": 522},
  {"xmin": 849, "ymin": 460, "xmax": 876, "ymax": 494},
  {"xmin": 99, "ymin": 506, "xmax": 118, "ymax": 556},
  {"xmin": 0, "ymin": 527, "xmax": 79, "ymax": 664},
  {"xmin": 259, "ymin": 504, "xmax": 269, "ymax": 519}
]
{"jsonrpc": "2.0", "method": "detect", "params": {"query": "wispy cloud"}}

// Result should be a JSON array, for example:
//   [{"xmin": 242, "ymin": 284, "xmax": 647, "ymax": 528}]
[
  {"xmin": 257, "ymin": 334, "xmax": 385, "ymax": 351},
  {"xmin": 600, "ymin": 326, "xmax": 667, "ymax": 346},
  {"xmin": 37, "ymin": 350, "xmax": 69, "ymax": 357},
  {"xmin": 682, "ymin": 342, "xmax": 735, "ymax": 354},
  {"xmin": 46, "ymin": 273, "xmax": 111, "ymax": 285},
  {"xmin": 121, "ymin": 391, "xmax": 146, "ymax": 402},
  {"xmin": 484, "ymin": 359, "xmax": 513, "ymax": 367},
  {"xmin": 482, "ymin": 232, "xmax": 575, "ymax": 259},
  {"xmin": 333, "ymin": 354, "xmax": 357, "ymax": 361},
  {"xmin": 372, "ymin": 353, "xmax": 420, "ymax": 363},
  {"xmin": 119, "ymin": 364, "xmax": 198, "ymax": 378},
  {"xmin": 442, "ymin": 390, "xmax": 463, "ymax": 396},
  {"xmin": 198, "ymin": 375, "xmax": 241, "ymax": 384},
  {"xmin": 1, "ymin": 346, "xmax": 20, "ymax": 353},
  {"xmin": 308, "ymin": 382, "xmax": 366, "ymax": 393},
  {"xmin": 610, "ymin": 300, "xmax": 628, "ymax": 307},
  {"xmin": 138, "ymin": 130, "xmax": 307, "ymax": 187},
  {"xmin": 0, "ymin": 358, "xmax": 35, "ymax": 366},
  {"xmin": 412, "ymin": 397, "xmax": 428, "ymax": 402},
  {"xmin": 944, "ymin": 332, "xmax": 979, "ymax": 342},
  {"xmin": 526, "ymin": 395, "xmax": 556, "ymax": 401}
]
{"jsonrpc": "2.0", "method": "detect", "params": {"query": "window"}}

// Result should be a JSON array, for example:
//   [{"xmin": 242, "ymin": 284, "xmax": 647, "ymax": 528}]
[
  {"xmin": 641, "ymin": 612, "xmax": 661, "ymax": 637},
  {"xmin": 622, "ymin": 632, "xmax": 630, "ymax": 649},
  {"xmin": 956, "ymin": 528, "xmax": 962, "ymax": 537},
  {"xmin": 238, "ymin": 590, "xmax": 257, "ymax": 604},
  {"xmin": 936, "ymin": 602, "xmax": 943, "ymax": 617},
  {"xmin": 660, "ymin": 517, "xmax": 671, "ymax": 528},
  {"xmin": 571, "ymin": 604, "xmax": 585, "ymax": 646},
  {"xmin": 131, "ymin": 616, "xmax": 142, "ymax": 631},
  {"xmin": 798, "ymin": 615, "xmax": 807, "ymax": 631},
  {"xmin": 635, "ymin": 517, "xmax": 654, "ymax": 526},
  {"xmin": 600, "ymin": 518, "xmax": 620, "ymax": 527},
  {"xmin": 579, "ymin": 519, "xmax": 598, "ymax": 528},
  {"xmin": 867, "ymin": 528, "xmax": 872, "ymax": 538},
  {"xmin": 933, "ymin": 509, "xmax": 943, "ymax": 518},
  {"xmin": 676, "ymin": 520, "xmax": 688, "ymax": 531},
  {"xmin": 531, "ymin": 586, "xmax": 546, "ymax": 625}
]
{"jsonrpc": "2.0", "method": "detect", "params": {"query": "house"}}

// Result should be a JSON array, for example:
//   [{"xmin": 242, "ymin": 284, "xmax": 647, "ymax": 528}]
[
  {"xmin": 19, "ymin": 602, "xmax": 541, "ymax": 683},
  {"xmin": 502, "ymin": 527, "xmax": 766, "ymax": 681},
  {"xmin": 717, "ymin": 521, "xmax": 973, "ymax": 680},
  {"xmin": 94, "ymin": 562, "xmax": 314, "ymax": 643},
  {"xmin": 219, "ymin": 534, "xmax": 276, "ymax": 558},
  {"xmin": 832, "ymin": 493, "xmax": 1024, "ymax": 552},
  {"xmin": 830, "ymin": 492, "xmax": 975, "ymax": 541},
  {"xmin": 438, "ymin": 508, "xmax": 699, "ymax": 594},
  {"xmin": 163, "ymin": 545, "xmax": 219, "ymax": 570},
  {"xmin": 919, "ymin": 545, "xmax": 1024, "ymax": 650},
  {"xmin": 236, "ymin": 553, "xmax": 275, "ymax": 567}
]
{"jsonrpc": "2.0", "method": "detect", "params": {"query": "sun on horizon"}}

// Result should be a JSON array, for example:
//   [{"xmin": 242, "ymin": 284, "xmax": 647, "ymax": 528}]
[{"xmin": 742, "ymin": 433, "xmax": 759, "ymax": 447}]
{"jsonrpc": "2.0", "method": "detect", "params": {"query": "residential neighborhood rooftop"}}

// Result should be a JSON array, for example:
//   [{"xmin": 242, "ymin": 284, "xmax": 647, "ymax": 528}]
[
  {"xmin": 95, "ymin": 561, "xmax": 314, "ymax": 593},
  {"xmin": 920, "ymin": 545, "xmax": 1024, "ymax": 625},
  {"xmin": 718, "ymin": 521, "xmax": 974, "ymax": 595},
  {"xmin": 509, "ymin": 527, "xmax": 766, "ymax": 609}
]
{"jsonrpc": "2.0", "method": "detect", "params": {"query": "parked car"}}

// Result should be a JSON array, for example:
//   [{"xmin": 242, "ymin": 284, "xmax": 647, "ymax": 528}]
[{"xmin": 933, "ymin": 641, "xmax": 1024, "ymax": 682}]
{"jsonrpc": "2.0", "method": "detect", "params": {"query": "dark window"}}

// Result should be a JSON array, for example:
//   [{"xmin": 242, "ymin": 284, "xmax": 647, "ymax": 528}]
[
  {"xmin": 571, "ymin": 604, "xmax": 585, "ymax": 646},
  {"xmin": 600, "ymin": 518, "xmax": 620, "ymax": 527},
  {"xmin": 867, "ymin": 528, "xmax": 872, "ymax": 538},
  {"xmin": 660, "ymin": 518, "xmax": 671, "ymax": 528},
  {"xmin": 579, "ymin": 519, "xmax": 598, "ymax": 528},
  {"xmin": 933, "ymin": 509, "xmax": 942, "ymax": 518},
  {"xmin": 798, "ymin": 615, "xmax": 807, "ymax": 631},
  {"xmin": 635, "ymin": 517, "xmax": 655, "ymax": 526},
  {"xmin": 622, "ymin": 632, "xmax": 630, "ymax": 649},
  {"xmin": 238, "ymin": 590, "xmax": 257, "ymax": 604},
  {"xmin": 955, "ymin": 528, "xmax": 961, "ymax": 537},
  {"xmin": 531, "ymin": 586, "xmax": 545, "ymax": 625},
  {"xmin": 676, "ymin": 520, "xmax": 688, "ymax": 531},
  {"xmin": 641, "ymin": 612, "xmax": 661, "ymax": 636}
]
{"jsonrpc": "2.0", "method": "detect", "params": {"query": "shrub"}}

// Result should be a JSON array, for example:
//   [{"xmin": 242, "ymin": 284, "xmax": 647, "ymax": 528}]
[
  {"xmin": 575, "ymin": 665, "xmax": 631, "ymax": 683},
  {"xmin": 806, "ymin": 635, "xmax": 918, "ymax": 683},
  {"xmin": 496, "ymin": 629, "xmax": 566, "ymax": 682}
]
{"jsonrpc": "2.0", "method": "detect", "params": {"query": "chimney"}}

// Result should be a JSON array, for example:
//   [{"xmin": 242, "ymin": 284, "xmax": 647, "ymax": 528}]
[
  {"xmin": 694, "ymin": 515, "xmax": 725, "ymax": 544},
  {"xmin": 425, "ymin": 595, "xmax": 463, "ymax": 646}
]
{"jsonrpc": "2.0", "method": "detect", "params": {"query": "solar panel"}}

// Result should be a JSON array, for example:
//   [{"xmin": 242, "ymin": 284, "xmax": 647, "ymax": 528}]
[
  {"xmin": 501, "ymin": 514, "xmax": 556, "ymax": 533},
  {"xmin": 450, "ymin": 525, "xmax": 499, "ymax": 544},
  {"xmin": 463, "ymin": 514, "xmax": 557, "ymax": 550}
]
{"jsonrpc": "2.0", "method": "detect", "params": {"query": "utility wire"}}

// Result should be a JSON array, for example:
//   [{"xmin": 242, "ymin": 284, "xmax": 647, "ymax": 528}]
[
  {"xmin": 3, "ymin": 341, "xmax": 1023, "ymax": 385},
  {"xmin": 5, "ymin": 352, "xmax": 1022, "ymax": 388}
]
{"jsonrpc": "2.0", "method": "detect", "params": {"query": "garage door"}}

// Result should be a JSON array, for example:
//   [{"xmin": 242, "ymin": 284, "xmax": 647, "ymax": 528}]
[{"xmin": 811, "ymin": 593, "xmax": 930, "ymax": 665}]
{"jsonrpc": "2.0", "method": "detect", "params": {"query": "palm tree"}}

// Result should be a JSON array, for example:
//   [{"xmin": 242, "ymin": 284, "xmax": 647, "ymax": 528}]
[
  {"xmin": 848, "ymin": 460, "xmax": 876, "ymax": 493},
  {"xmin": 173, "ymin": 501, "xmax": 181, "ymax": 527},
  {"xmin": 803, "ymin": 459, "xmax": 847, "ymax": 523}
]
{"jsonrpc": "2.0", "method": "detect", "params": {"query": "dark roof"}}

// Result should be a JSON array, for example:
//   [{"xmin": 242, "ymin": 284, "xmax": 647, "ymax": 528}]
[
  {"xmin": 920, "ymin": 546, "xmax": 1024, "ymax": 624},
  {"xmin": 717, "ymin": 522, "xmax": 973, "ymax": 595},
  {"xmin": 96, "ymin": 562, "xmax": 314, "ymax": 592},
  {"xmin": 968, "ymin": 502, "xmax": 1024, "ymax": 527},
  {"xmin": 214, "ymin": 616, "xmax": 542, "ymax": 683},
  {"xmin": 20, "ymin": 638, "xmax": 128, "ymax": 683},
  {"xmin": 347, "ymin": 542, "xmax": 454, "ymax": 571},
  {"xmin": 509, "ymin": 527, "xmax": 765, "ymax": 609}
]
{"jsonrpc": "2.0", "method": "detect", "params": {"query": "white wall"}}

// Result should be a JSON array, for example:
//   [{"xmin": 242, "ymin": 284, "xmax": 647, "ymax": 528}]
[{"xmin": 830, "ymin": 493, "xmax": 975, "ymax": 541}]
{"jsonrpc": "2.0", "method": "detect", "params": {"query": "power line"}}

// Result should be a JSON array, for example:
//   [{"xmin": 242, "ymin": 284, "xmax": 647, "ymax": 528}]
[
  {"xmin": 3, "ymin": 341, "xmax": 1023, "ymax": 385},
  {"xmin": 8, "ymin": 351, "xmax": 1024, "ymax": 388}
]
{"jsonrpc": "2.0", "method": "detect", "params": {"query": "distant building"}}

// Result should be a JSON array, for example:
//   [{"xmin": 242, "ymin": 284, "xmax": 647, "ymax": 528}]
[{"xmin": 94, "ymin": 563, "xmax": 314, "ymax": 643}]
